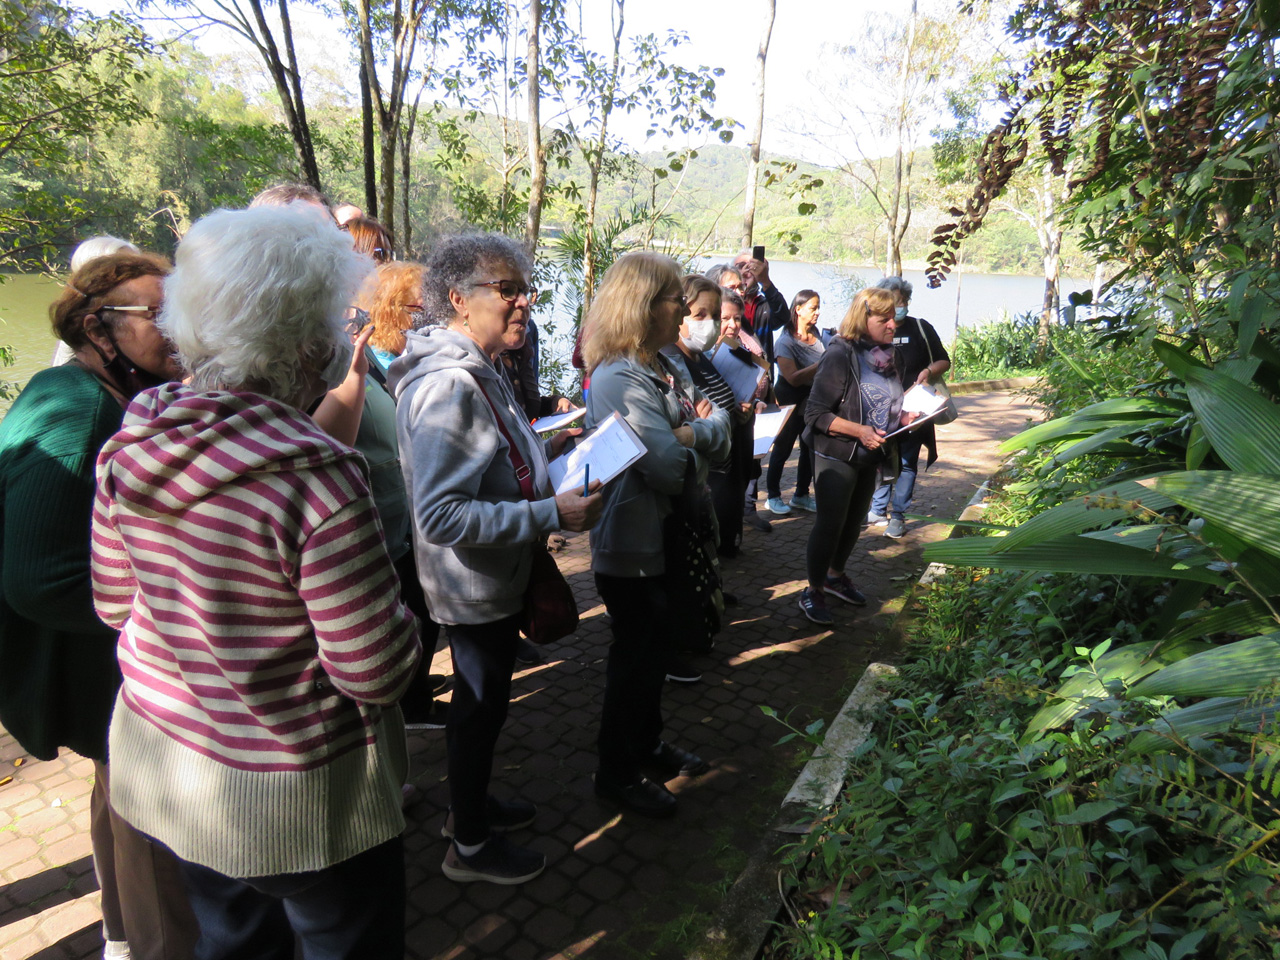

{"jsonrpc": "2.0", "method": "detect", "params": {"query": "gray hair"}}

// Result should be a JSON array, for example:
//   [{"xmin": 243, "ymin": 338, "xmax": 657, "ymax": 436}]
[
  {"xmin": 876, "ymin": 275, "xmax": 913, "ymax": 302},
  {"xmin": 420, "ymin": 233, "xmax": 533, "ymax": 329},
  {"xmin": 160, "ymin": 205, "xmax": 371, "ymax": 401},
  {"xmin": 704, "ymin": 263, "xmax": 741, "ymax": 285},
  {"xmin": 70, "ymin": 236, "xmax": 139, "ymax": 273}
]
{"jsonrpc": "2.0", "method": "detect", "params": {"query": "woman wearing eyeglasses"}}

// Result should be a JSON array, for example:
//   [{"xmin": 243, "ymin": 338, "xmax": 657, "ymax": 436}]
[
  {"xmin": 0, "ymin": 251, "xmax": 195, "ymax": 958},
  {"xmin": 390, "ymin": 233, "xmax": 603, "ymax": 884}
]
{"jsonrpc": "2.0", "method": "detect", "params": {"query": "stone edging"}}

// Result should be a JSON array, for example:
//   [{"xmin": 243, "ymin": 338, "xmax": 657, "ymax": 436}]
[
  {"xmin": 948, "ymin": 375, "xmax": 1038, "ymax": 395},
  {"xmin": 690, "ymin": 478, "xmax": 1000, "ymax": 960}
]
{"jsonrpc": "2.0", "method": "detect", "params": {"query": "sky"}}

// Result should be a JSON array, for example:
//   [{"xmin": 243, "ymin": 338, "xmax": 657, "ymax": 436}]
[{"xmin": 83, "ymin": 0, "xmax": 1005, "ymax": 164}]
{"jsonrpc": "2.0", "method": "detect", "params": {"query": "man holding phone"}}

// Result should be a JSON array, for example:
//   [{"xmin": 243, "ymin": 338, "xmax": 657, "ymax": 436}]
[{"xmin": 732, "ymin": 246, "xmax": 789, "ymax": 365}]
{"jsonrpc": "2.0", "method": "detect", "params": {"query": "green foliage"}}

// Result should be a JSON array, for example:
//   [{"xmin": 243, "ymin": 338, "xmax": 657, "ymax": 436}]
[
  {"xmin": 950, "ymin": 312, "xmax": 1098, "ymax": 382},
  {"xmin": 772, "ymin": 571, "xmax": 1280, "ymax": 960}
]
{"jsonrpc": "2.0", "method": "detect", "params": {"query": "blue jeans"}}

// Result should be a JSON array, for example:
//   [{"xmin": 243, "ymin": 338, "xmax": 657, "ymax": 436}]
[
  {"xmin": 179, "ymin": 837, "xmax": 405, "ymax": 960},
  {"xmin": 871, "ymin": 431, "xmax": 924, "ymax": 521}
]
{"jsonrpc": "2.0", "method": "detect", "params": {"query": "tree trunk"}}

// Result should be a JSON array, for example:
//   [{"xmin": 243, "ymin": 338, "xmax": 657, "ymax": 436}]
[
  {"xmin": 525, "ymin": 0, "xmax": 545, "ymax": 253},
  {"xmin": 741, "ymin": 0, "xmax": 776, "ymax": 248},
  {"xmin": 885, "ymin": 0, "xmax": 917, "ymax": 276},
  {"xmin": 246, "ymin": 0, "xmax": 321, "ymax": 189},
  {"xmin": 582, "ymin": 0, "xmax": 625, "ymax": 316},
  {"xmin": 378, "ymin": 123, "xmax": 397, "ymax": 244},
  {"xmin": 360, "ymin": 57, "xmax": 378, "ymax": 218}
]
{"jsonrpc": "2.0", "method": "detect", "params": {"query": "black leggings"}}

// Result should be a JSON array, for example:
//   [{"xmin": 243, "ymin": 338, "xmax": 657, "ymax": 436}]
[
  {"xmin": 805, "ymin": 456, "xmax": 880, "ymax": 590},
  {"xmin": 766, "ymin": 397, "xmax": 812, "ymax": 500}
]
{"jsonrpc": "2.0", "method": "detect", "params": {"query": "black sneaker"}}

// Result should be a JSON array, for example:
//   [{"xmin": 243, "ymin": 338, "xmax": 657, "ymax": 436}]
[
  {"xmin": 744, "ymin": 511, "xmax": 772, "ymax": 533},
  {"xmin": 666, "ymin": 658, "xmax": 702, "ymax": 684},
  {"xmin": 402, "ymin": 699, "xmax": 448, "ymax": 731},
  {"xmin": 441, "ymin": 796, "xmax": 538, "ymax": 839},
  {"xmin": 798, "ymin": 587, "xmax": 834, "ymax": 625},
  {"xmin": 515, "ymin": 638, "xmax": 545, "ymax": 665},
  {"xmin": 429, "ymin": 673, "xmax": 451, "ymax": 694},
  {"xmin": 441, "ymin": 835, "xmax": 545, "ymax": 884},
  {"xmin": 594, "ymin": 774, "xmax": 677, "ymax": 818},
  {"xmin": 645, "ymin": 740, "xmax": 710, "ymax": 778},
  {"xmin": 824, "ymin": 573, "xmax": 868, "ymax": 606}
]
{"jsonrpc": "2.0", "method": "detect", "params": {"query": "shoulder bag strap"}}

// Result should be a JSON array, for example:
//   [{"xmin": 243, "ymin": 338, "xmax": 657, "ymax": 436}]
[{"xmin": 468, "ymin": 372, "xmax": 537, "ymax": 503}]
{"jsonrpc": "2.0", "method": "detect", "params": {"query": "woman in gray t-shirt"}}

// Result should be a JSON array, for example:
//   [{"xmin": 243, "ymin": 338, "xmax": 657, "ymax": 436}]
[{"xmin": 765, "ymin": 290, "xmax": 826, "ymax": 514}]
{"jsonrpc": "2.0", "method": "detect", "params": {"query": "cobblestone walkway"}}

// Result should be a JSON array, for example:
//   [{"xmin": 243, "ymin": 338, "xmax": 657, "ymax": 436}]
[{"xmin": 0, "ymin": 389, "xmax": 1036, "ymax": 960}]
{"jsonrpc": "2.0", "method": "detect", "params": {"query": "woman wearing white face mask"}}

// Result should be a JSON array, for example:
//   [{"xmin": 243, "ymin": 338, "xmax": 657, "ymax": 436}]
[{"xmin": 765, "ymin": 289, "xmax": 826, "ymax": 515}]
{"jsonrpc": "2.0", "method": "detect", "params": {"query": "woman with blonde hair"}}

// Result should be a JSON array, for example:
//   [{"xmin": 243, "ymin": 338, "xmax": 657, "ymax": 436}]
[
  {"xmin": 583, "ymin": 252, "xmax": 731, "ymax": 818},
  {"xmin": 798, "ymin": 287, "xmax": 917, "ymax": 626}
]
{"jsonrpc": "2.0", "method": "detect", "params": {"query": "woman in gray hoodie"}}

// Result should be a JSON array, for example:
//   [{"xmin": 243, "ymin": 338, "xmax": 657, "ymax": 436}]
[
  {"xmin": 581, "ymin": 252, "xmax": 732, "ymax": 819},
  {"xmin": 390, "ymin": 234, "xmax": 602, "ymax": 885}
]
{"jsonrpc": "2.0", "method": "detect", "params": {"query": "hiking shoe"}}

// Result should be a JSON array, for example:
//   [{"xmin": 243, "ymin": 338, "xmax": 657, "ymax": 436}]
[
  {"xmin": 441, "ymin": 835, "xmax": 545, "ymax": 885},
  {"xmin": 666, "ymin": 658, "xmax": 702, "ymax": 684},
  {"xmin": 824, "ymin": 573, "xmax": 867, "ymax": 606},
  {"xmin": 744, "ymin": 511, "xmax": 772, "ymax": 532},
  {"xmin": 441, "ymin": 796, "xmax": 537, "ymax": 839},
  {"xmin": 402, "ymin": 699, "xmax": 448, "ymax": 731},
  {"xmin": 789, "ymin": 494, "xmax": 817, "ymax": 512},
  {"xmin": 885, "ymin": 517, "xmax": 906, "ymax": 539},
  {"xmin": 766, "ymin": 497, "xmax": 791, "ymax": 515},
  {"xmin": 866, "ymin": 511, "xmax": 889, "ymax": 526},
  {"xmin": 798, "ymin": 587, "xmax": 833, "ymax": 625},
  {"xmin": 646, "ymin": 740, "xmax": 710, "ymax": 778},
  {"xmin": 594, "ymin": 773, "xmax": 678, "ymax": 818}
]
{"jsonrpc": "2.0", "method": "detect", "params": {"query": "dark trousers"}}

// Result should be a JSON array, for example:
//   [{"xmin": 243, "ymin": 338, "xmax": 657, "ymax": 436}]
[
  {"xmin": 393, "ymin": 550, "xmax": 444, "ymax": 713},
  {"xmin": 178, "ymin": 837, "xmax": 404, "ymax": 960},
  {"xmin": 92, "ymin": 761, "xmax": 199, "ymax": 958},
  {"xmin": 766, "ymin": 405, "xmax": 812, "ymax": 499},
  {"xmin": 445, "ymin": 615, "xmax": 520, "ymax": 844},
  {"xmin": 594, "ymin": 573, "xmax": 672, "ymax": 785},
  {"xmin": 870, "ymin": 430, "xmax": 925, "ymax": 521},
  {"xmin": 709, "ymin": 418, "xmax": 753, "ymax": 555},
  {"xmin": 806, "ymin": 457, "xmax": 880, "ymax": 590}
]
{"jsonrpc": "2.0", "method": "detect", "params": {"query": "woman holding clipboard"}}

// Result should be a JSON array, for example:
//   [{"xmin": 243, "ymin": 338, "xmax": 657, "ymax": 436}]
[{"xmin": 797, "ymin": 287, "xmax": 918, "ymax": 626}]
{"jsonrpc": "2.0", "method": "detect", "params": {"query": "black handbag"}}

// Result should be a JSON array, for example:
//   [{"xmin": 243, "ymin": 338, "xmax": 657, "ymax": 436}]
[{"xmin": 662, "ymin": 452, "xmax": 724, "ymax": 655}]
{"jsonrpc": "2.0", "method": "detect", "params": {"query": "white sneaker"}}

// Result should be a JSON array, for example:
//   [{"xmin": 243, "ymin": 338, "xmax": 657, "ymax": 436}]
[
  {"xmin": 866, "ymin": 511, "xmax": 889, "ymax": 526},
  {"xmin": 104, "ymin": 941, "xmax": 132, "ymax": 960}
]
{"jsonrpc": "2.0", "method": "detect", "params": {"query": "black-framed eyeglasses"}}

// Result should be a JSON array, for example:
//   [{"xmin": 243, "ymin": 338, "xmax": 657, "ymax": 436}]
[{"xmin": 475, "ymin": 280, "xmax": 538, "ymax": 305}]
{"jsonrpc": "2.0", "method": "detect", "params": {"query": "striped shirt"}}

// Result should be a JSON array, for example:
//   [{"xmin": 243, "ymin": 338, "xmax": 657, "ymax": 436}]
[{"xmin": 91, "ymin": 384, "xmax": 420, "ymax": 876}]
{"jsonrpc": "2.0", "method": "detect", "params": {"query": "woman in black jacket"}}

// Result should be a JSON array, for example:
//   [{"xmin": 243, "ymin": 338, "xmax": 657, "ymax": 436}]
[{"xmin": 798, "ymin": 287, "xmax": 916, "ymax": 626}]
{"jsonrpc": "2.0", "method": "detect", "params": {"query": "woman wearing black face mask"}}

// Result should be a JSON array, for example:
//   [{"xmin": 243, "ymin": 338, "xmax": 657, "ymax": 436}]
[{"xmin": 0, "ymin": 250, "xmax": 194, "ymax": 959}]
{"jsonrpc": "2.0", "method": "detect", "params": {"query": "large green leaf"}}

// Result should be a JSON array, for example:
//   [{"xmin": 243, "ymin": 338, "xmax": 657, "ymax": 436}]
[
  {"xmin": 1025, "ymin": 640, "xmax": 1209, "ymax": 739},
  {"xmin": 1144, "ymin": 472, "xmax": 1280, "ymax": 560},
  {"xmin": 924, "ymin": 535, "xmax": 1226, "ymax": 583},
  {"xmin": 1129, "ymin": 696, "xmax": 1280, "ymax": 755},
  {"xmin": 1159, "ymin": 600, "xmax": 1279, "ymax": 648},
  {"xmin": 1175, "ymin": 359, "xmax": 1280, "ymax": 476},
  {"xmin": 1130, "ymin": 633, "xmax": 1280, "ymax": 698},
  {"xmin": 999, "ymin": 398, "xmax": 1188, "ymax": 454},
  {"xmin": 995, "ymin": 478, "xmax": 1177, "ymax": 553},
  {"xmin": 1044, "ymin": 427, "xmax": 1160, "ymax": 468}
]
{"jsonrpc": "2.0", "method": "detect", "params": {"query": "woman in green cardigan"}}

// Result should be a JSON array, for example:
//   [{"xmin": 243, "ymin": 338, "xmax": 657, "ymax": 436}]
[{"xmin": 0, "ymin": 251, "xmax": 193, "ymax": 959}]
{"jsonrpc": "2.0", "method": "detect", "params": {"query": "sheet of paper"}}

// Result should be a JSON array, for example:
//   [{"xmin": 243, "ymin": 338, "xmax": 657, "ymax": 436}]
[
  {"xmin": 901, "ymin": 383, "xmax": 948, "ymax": 416},
  {"xmin": 882, "ymin": 404, "xmax": 948, "ymax": 440},
  {"xmin": 547, "ymin": 411, "xmax": 647, "ymax": 495},
  {"xmin": 710, "ymin": 347, "xmax": 770, "ymax": 404},
  {"xmin": 531, "ymin": 407, "xmax": 586, "ymax": 434},
  {"xmin": 752, "ymin": 404, "xmax": 796, "ymax": 459}
]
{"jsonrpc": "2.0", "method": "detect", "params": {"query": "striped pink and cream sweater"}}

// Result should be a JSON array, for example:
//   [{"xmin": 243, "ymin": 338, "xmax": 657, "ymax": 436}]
[{"xmin": 91, "ymin": 384, "xmax": 421, "ymax": 878}]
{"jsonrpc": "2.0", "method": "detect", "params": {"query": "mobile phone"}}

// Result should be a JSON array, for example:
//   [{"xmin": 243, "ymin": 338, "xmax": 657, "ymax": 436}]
[{"xmin": 752, "ymin": 244, "xmax": 765, "ymax": 261}]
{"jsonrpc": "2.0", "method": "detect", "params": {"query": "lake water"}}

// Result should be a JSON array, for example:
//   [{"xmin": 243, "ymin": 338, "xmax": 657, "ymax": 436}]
[{"xmin": 0, "ymin": 261, "xmax": 1085, "ymax": 415}]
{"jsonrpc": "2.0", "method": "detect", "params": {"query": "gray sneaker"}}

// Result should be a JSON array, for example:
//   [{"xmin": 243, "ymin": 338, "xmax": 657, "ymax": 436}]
[
  {"xmin": 885, "ymin": 517, "xmax": 906, "ymax": 539},
  {"xmin": 866, "ymin": 511, "xmax": 889, "ymax": 526}
]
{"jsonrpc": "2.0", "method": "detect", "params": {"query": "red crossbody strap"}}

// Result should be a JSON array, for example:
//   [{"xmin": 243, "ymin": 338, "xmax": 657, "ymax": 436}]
[{"xmin": 469, "ymin": 373, "xmax": 537, "ymax": 502}]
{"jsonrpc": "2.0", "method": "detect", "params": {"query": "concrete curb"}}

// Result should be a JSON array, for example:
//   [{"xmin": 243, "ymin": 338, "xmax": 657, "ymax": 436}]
[{"xmin": 948, "ymin": 376, "xmax": 1038, "ymax": 395}]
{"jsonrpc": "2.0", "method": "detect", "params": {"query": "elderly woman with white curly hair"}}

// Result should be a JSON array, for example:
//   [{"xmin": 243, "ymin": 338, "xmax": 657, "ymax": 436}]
[{"xmin": 90, "ymin": 204, "xmax": 422, "ymax": 959}]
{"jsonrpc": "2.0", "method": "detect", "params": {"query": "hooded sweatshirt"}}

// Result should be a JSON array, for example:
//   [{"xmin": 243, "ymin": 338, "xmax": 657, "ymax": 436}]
[
  {"xmin": 91, "ymin": 384, "xmax": 421, "ymax": 878},
  {"xmin": 390, "ymin": 327, "xmax": 561, "ymax": 626}
]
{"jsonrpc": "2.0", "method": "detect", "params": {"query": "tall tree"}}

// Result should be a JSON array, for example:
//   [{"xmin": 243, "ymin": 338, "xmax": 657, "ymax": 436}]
[
  {"xmin": 158, "ymin": 0, "xmax": 322, "ymax": 189},
  {"xmin": 741, "ymin": 0, "xmax": 775, "ymax": 248},
  {"xmin": 524, "ymin": 0, "xmax": 545, "ymax": 251}
]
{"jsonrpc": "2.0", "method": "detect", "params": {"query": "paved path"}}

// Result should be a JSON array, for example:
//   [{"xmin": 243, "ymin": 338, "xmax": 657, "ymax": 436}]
[{"xmin": 0, "ymin": 390, "xmax": 1037, "ymax": 960}]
